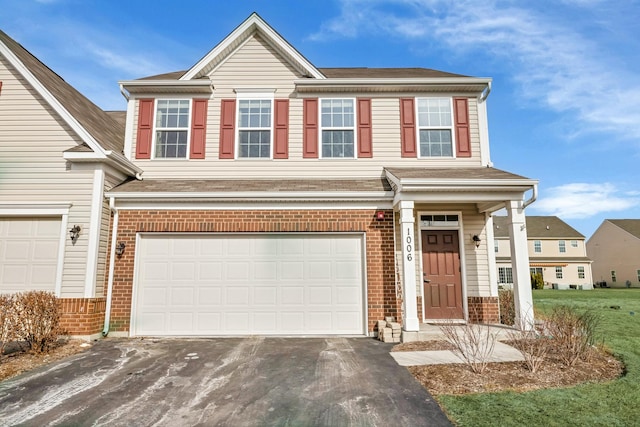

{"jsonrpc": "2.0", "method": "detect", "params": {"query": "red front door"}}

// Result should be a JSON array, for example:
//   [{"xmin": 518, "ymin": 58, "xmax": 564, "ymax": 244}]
[{"xmin": 421, "ymin": 230, "xmax": 464, "ymax": 319}]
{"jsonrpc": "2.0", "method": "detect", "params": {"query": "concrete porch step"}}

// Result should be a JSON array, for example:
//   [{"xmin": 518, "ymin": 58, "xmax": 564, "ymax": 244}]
[{"xmin": 401, "ymin": 323, "xmax": 516, "ymax": 342}]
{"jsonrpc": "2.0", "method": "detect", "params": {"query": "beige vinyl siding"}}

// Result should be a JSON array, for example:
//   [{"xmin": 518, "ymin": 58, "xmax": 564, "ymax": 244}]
[
  {"xmin": 94, "ymin": 172, "xmax": 123, "ymax": 296},
  {"xmin": 129, "ymin": 34, "xmax": 484, "ymax": 179},
  {"xmin": 0, "ymin": 55, "xmax": 96, "ymax": 297},
  {"xmin": 588, "ymin": 221, "xmax": 640, "ymax": 287}
]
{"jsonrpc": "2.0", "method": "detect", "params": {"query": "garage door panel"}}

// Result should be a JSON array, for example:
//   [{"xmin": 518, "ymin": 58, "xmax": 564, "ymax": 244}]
[
  {"xmin": 134, "ymin": 234, "xmax": 364, "ymax": 336},
  {"xmin": 0, "ymin": 218, "xmax": 60, "ymax": 294}
]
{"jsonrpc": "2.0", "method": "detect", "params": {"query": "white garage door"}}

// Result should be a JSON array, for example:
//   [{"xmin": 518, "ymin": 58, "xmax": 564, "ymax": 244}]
[
  {"xmin": 133, "ymin": 234, "xmax": 366, "ymax": 336},
  {"xmin": 0, "ymin": 217, "xmax": 61, "ymax": 294}
]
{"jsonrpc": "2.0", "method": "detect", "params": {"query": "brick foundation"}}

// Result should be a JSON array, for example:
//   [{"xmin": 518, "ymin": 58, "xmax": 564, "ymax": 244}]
[
  {"xmin": 467, "ymin": 296, "xmax": 499, "ymax": 323},
  {"xmin": 59, "ymin": 297, "xmax": 106, "ymax": 336},
  {"xmin": 109, "ymin": 209, "xmax": 399, "ymax": 334}
]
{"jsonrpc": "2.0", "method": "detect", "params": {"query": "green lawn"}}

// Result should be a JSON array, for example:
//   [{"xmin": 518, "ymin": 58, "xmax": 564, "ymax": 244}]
[{"xmin": 438, "ymin": 289, "xmax": 640, "ymax": 427}]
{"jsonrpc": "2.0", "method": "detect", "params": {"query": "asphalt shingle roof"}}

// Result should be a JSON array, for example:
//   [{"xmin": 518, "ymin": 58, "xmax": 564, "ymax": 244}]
[
  {"xmin": 608, "ymin": 219, "xmax": 640, "ymax": 240},
  {"xmin": 494, "ymin": 216, "xmax": 584, "ymax": 239},
  {"xmin": 385, "ymin": 167, "xmax": 529, "ymax": 181},
  {"xmin": 0, "ymin": 30, "xmax": 125, "ymax": 153}
]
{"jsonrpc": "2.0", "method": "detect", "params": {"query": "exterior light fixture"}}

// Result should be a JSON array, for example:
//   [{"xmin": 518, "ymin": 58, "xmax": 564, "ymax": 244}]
[
  {"xmin": 472, "ymin": 235, "xmax": 481, "ymax": 248},
  {"xmin": 115, "ymin": 242, "xmax": 126, "ymax": 257},
  {"xmin": 69, "ymin": 225, "xmax": 81, "ymax": 242},
  {"xmin": 376, "ymin": 211, "xmax": 385, "ymax": 221}
]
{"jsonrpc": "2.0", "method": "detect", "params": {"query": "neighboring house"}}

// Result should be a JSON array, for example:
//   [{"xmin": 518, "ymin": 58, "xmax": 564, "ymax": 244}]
[
  {"xmin": 587, "ymin": 219, "xmax": 640, "ymax": 288},
  {"xmin": 493, "ymin": 216, "xmax": 593, "ymax": 289},
  {"xmin": 1, "ymin": 13, "xmax": 538, "ymax": 338},
  {"xmin": 0, "ymin": 30, "xmax": 141, "ymax": 334}
]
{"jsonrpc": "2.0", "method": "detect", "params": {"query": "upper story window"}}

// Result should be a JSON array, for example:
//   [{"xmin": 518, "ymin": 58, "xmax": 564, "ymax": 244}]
[
  {"xmin": 238, "ymin": 99, "xmax": 272, "ymax": 158},
  {"xmin": 534, "ymin": 240, "xmax": 541, "ymax": 253},
  {"xmin": 417, "ymin": 98, "xmax": 453, "ymax": 157},
  {"xmin": 494, "ymin": 240, "xmax": 499, "ymax": 253},
  {"xmin": 155, "ymin": 100, "xmax": 190, "ymax": 159},
  {"xmin": 559, "ymin": 240, "xmax": 566, "ymax": 253},
  {"xmin": 571, "ymin": 240, "xmax": 578, "ymax": 248},
  {"xmin": 320, "ymin": 99, "xmax": 355, "ymax": 158}
]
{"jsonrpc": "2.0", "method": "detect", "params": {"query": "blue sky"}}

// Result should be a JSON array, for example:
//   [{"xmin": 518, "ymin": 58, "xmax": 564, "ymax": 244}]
[{"xmin": 2, "ymin": 0, "xmax": 639, "ymax": 238}]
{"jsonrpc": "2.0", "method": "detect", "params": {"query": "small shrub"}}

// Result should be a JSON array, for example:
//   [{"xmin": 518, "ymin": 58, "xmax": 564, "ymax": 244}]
[
  {"xmin": 12, "ymin": 291, "xmax": 63, "ymax": 353},
  {"xmin": 439, "ymin": 310, "xmax": 499, "ymax": 374},
  {"xmin": 545, "ymin": 305, "xmax": 600, "ymax": 367},
  {"xmin": 499, "ymin": 288, "xmax": 515, "ymax": 326},
  {"xmin": 0, "ymin": 294, "xmax": 17, "ymax": 355},
  {"xmin": 531, "ymin": 273, "xmax": 544, "ymax": 290},
  {"xmin": 507, "ymin": 314, "xmax": 552, "ymax": 373}
]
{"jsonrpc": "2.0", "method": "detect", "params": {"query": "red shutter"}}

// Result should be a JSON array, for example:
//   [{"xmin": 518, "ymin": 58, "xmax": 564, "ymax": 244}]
[
  {"xmin": 273, "ymin": 99, "xmax": 289, "ymax": 159},
  {"xmin": 303, "ymin": 98, "xmax": 318, "ymax": 158},
  {"xmin": 454, "ymin": 97, "xmax": 471, "ymax": 158},
  {"xmin": 219, "ymin": 99, "xmax": 236, "ymax": 159},
  {"xmin": 189, "ymin": 99, "xmax": 208, "ymax": 159},
  {"xmin": 135, "ymin": 98, "xmax": 154, "ymax": 159},
  {"xmin": 400, "ymin": 98, "xmax": 417, "ymax": 158},
  {"xmin": 357, "ymin": 98, "xmax": 372, "ymax": 158}
]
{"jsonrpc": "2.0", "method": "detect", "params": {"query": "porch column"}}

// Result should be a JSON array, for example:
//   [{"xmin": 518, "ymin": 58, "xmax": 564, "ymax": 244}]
[
  {"xmin": 506, "ymin": 200, "xmax": 534, "ymax": 329},
  {"xmin": 398, "ymin": 200, "xmax": 420, "ymax": 331}
]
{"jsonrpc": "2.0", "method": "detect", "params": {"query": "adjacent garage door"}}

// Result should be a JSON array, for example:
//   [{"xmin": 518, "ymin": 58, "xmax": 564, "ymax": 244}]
[
  {"xmin": 0, "ymin": 217, "xmax": 61, "ymax": 293},
  {"xmin": 133, "ymin": 234, "xmax": 366, "ymax": 336}
]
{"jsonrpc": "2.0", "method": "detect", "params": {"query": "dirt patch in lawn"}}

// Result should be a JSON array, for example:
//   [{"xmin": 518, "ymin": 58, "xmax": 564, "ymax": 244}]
[
  {"xmin": 0, "ymin": 339, "xmax": 90, "ymax": 382},
  {"xmin": 393, "ymin": 341, "xmax": 624, "ymax": 395}
]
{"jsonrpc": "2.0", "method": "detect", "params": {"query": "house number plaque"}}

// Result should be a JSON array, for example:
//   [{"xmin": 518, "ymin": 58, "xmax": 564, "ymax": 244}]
[{"xmin": 405, "ymin": 227, "xmax": 413, "ymax": 261}]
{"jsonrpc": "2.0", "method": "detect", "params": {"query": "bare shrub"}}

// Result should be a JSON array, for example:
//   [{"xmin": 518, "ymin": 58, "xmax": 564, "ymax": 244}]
[
  {"xmin": 439, "ymin": 317, "xmax": 499, "ymax": 374},
  {"xmin": 545, "ymin": 305, "xmax": 600, "ymax": 367},
  {"xmin": 506, "ymin": 314, "xmax": 552, "ymax": 373},
  {"xmin": 0, "ymin": 294, "xmax": 17, "ymax": 355},
  {"xmin": 498, "ymin": 288, "xmax": 515, "ymax": 326},
  {"xmin": 12, "ymin": 291, "xmax": 63, "ymax": 353}
]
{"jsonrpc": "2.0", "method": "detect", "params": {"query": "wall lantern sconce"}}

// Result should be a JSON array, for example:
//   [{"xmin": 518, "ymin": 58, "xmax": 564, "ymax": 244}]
[
  {"xmin": 472, "ymin": 235, "xmax": 481, "ymax": 248},
  {"xmin": 69, "ymin": 225, "xmax": 81, "ymax": 242},
  {"xmin": 115, "ymin": 242, "xmax": 126, "ymax": 257},
  {"xmin": 375, "ymin": 211, "xmax": 385, "ymax": 221}
]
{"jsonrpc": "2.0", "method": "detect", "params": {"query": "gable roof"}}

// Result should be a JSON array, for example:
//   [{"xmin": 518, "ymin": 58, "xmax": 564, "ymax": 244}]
[
  {"xmin": 0, "ymin": 30, "xmax": 125, "ymax": 153},
  {"xmin": 181, "ymin": 12, "xmax": 324, "ymax": 81},
  {"xmin": 607, "ymin": 219, "xmax": 640, "ymax": 240},
  {"xmin": 494, "ymin": 216, "xmax": 584, "ymax": 239}
]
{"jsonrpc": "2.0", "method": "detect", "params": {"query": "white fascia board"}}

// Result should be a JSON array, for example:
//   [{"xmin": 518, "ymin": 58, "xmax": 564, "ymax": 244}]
[
  {"xmin": 393, "ymin": 191, "xmax": 528, "ymax": 205},
  {"xmin": 295, "ymin": 77, "xmax": 492, "ymax": 87},
  {"xmin": 119, "ymin": 79, "xmax": 213, "ymax": 92},
  {"xmin": 107, "ymin": 191, "xmax": 393, "ymax": 201},
  {"xmin": 63, "ymin": 151, "xmax": 142, "ymax": 177},
  {"xmin": 0, "ymin": 42, "xmax": 107, "ymax": 157},
  {"xmin": 181, "ymin": 13, "xmax": 324, "ymax": 81},
  {"xmin": 397, "ymin": 178, "xmax": 538, "ymax": 188},
  {"xmin": 113, "ymin": 201, "xmax": 393, "ymax": 211}
]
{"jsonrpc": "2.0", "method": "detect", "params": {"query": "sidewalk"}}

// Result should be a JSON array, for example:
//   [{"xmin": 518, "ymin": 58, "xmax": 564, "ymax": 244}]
[{"xmin": 390, "ymin": 341, "xmax": 525, "ymax": 366}]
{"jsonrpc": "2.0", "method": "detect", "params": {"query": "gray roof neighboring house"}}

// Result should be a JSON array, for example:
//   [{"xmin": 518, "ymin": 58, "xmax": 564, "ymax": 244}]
[
  {"xmin": 494, "ymin": 216, "xmax": 585, "ymax": 239},
  {"xmin": 606, "ymin": 219, "xmax": 640, "ymax": 240},
  {"xmin": 0, "ymin": 30, "xmax": 125, "ymax": 154},
  {"xmin": 385, "ymin": 167, "xmax": 529, "ymax": 181}
]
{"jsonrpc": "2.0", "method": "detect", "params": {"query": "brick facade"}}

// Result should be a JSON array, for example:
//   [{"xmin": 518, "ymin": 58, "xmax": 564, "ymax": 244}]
[
  {"xmin": 59, "ymin": 297, "xmax": 106, "ymax": 336},
  {"xmin": 108, "ymin": 209, "xmax": 399, "ymax": 335},
  {"xmin": 467, "ymin": 296, "xmax": 500, "ymax": 323}
]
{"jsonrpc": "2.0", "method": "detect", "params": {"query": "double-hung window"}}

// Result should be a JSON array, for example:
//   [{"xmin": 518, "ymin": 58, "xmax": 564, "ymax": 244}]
[
  {"xmin": 534, "ymin": 240, "xmax": 541, "ymax": 253},
  {"xmin": 238, "ymin": 97, "xmax": 272, "ymax": 158},
  {"xmin": 320, "ymin": 98, "xmax": 355, "ymax": 158},
  {"xmin": 556, "ymin": 266, "xmax": 563, "ymax": 279},
  {"xmin": 578, "ymin": 266, "xmax": 585, "ymax": 279},
  {"xmin": 498, "ymin": 267, "xmax": 513, "ymax": 284},
  {"xmin": 417, "ymin": 97, "xmax": 453, "ymax": 157},
  {"xmin": 559, "ymin": 240, "xmax": 566, "ymax": 253},
  {"xmin": 155, "ymin": 99, "xmax": 190, "ymax": 158}
]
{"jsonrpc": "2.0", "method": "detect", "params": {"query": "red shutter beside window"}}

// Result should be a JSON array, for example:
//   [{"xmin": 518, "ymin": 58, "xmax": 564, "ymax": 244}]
[
  {"xmin": 454, "ymin": 97, "xmax": 471, "ymax": 158},
  {"xmin": 303, "ymin": 98, "xmax": 318, "ymax": 158},
  {"xmin": 219, "ymin": 99, "xmax": 236, "ymax": 159},
  {"xmin": 357, "ymin": 98, "xmax": 372, "ymax": 158},
  {"xmin": 135, "ymin": 98, "xmax": 154, "ymax": 159},
  {"xmin": 190, "ymin": 99, "xmax": 208, "ymax": 159},
  {"xmin": 400, "ymin": 98, "xmax": 417, "ymax": 158},
  {"xmin": 273, "ymin": 99, "xmax": 289, "ymax": 159}
]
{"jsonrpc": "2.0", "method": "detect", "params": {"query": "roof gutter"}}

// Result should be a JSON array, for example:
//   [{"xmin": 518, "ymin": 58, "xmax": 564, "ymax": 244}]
[{"xmin": 522, "ymin": 182, "xmax": 538, "ymax": 209}]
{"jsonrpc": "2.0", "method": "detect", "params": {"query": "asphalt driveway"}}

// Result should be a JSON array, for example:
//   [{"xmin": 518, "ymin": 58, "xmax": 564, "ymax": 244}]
[{"xmin": 0, "ymin": 337, "xmax": 451, "ymax": 426}]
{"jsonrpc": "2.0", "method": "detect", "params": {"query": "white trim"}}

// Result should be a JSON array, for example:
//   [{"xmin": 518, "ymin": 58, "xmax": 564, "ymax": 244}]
[
  {"xmin": 417, "ymin": 210, "xmax": 467, "ymax": 322},
  {"xmin": 181, "ymin": 13, "xmax": 324, "ymax": 81},
  {"xmin": 486, "ymin": 213, "xmax": 498, "ymax": 297},
  {"xmin": 0, "ymin": 41, "xmax": 106, "ymax": 158},
  {"xmin": 477, "ymin": 98, "xmax": 492, "ymax": 166},
  {"xmin": 0, "ymin": 204, "xmax": 71, "ymax": 297},
  {"xmin": 151, "ymin": 98, "xmax": 192, "ymax": 160},
  {"xmin": 103, "ymin": 198, "xmax": 119, "ymax": 336},
  {"xmin": 415, "ymin": 97, "xmax": 456, "ymax": 159},
  {"xmin": 235, "ymin": 93, "xmax": 275, "ymax": 160},
  {"xmin": 112, "ymin": 201, "xmax": 393, "ymax": 211},
  {"xmin": 318, "ymin": 97, "xmax": 358, "ymax": 160},
  {"xmin": 123, "ymin": 97, "xmax": 136, "ymax": 161},
  {"xmin": 84, "ymin": 169, "xmax": 105, "ymax": 298}
]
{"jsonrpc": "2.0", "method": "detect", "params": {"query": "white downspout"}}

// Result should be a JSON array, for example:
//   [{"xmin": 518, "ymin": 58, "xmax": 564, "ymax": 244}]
[{"xmin": 102, "ymin": 197, "xmax": 119, "ymax": 337}]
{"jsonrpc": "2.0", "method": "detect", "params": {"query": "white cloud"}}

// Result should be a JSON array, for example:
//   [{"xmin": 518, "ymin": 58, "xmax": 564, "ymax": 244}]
[
  {"xmin": 529, "ymin": 183, "xmax": 639, "ymax": 219},
  {"xmin": 312, "ymin": 0, "xmax": 640, "ymax": 143}
]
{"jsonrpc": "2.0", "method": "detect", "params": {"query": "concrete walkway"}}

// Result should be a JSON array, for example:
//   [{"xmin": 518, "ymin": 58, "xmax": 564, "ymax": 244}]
[{"xmin": 390, "ymin": 341, "xmax": 525, "ymax": 366}]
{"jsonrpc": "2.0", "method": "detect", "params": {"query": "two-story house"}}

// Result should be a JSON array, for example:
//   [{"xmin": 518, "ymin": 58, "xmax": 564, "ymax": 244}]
[
  {"xmin": 494, "ymin": 216, "xmax": 593, "ymax": 289},
  {"xmin": 587, "ymin": 219, "xmax": 640, "ymax": 288},
  {"xmin": 1, "ymin": 13, "xmax": 538, "ymax": 338}
]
